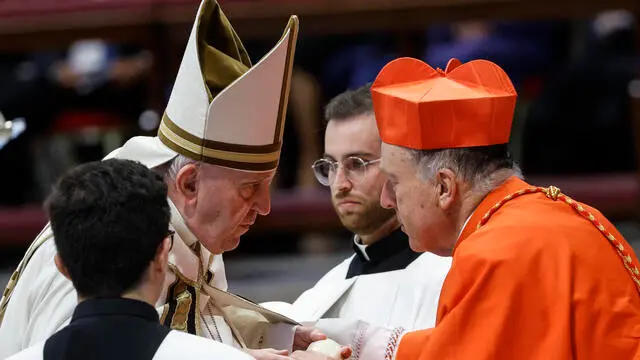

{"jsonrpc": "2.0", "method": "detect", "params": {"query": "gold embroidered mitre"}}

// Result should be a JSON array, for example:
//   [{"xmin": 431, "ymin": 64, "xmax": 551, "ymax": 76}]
[{"xmin": 157, "ymin": 0, "xmax": 299, "ymax": 171}]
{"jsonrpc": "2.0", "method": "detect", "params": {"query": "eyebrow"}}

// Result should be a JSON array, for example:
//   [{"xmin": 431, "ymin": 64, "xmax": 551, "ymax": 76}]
[
  {"xmin": 322, "ymin": 152, "xmax": 377, "ymax": 161},
  {"xmin": 345, "ymin": 152, "xmax": 376, "ymax": 159},
  {"xmin": 322, "ymin": 153, "xmax": 336, "ymax": 161}
]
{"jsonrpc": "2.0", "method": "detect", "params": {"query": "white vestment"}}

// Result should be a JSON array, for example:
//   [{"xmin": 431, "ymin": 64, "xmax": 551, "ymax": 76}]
[
  {"xmin": 262, "ymin": 238, "xmax": 451, "ymax": 359},
  {"xmin": 269, "ymin": 227, "xmax": 473, "ymax": 360},
  {"xmin": 0, "ymin": 0, "xmax": 301, "ymax": 354},
  {"xmin": 6, "ymin": 331, "xmax": 255, "ymax": 360},
  {"xmin": 0, "ymin": 202, "xmax": 296, "ymax": 359}
]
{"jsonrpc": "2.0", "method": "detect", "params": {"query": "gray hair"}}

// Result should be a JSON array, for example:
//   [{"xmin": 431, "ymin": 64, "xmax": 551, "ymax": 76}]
[
  {"xmin": 153, "ymin": 155, "xmax": 199, "ymax": 181},
  {"xmin": 411, "ymin": 145, "xmax": 523, "ymax": 195}
]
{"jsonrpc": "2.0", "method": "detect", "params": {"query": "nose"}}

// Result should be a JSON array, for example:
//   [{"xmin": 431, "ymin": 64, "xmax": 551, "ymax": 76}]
[
  {"xmin": 331, "ymin": 166, "xmax": 352, "ymax": 193},
  {"xmin": 380, "ymin": 181, "xmax": 397, "ymax": 209},
  {"xmin": 254, "ymin": 182, "xmax": 271, "ymax": 216}
]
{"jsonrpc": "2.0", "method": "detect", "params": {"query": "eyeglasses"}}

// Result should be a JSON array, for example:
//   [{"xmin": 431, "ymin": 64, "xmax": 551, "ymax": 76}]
[
  {"xmin": 311, "ymin": 156, "xmax": 381, "ymax": 186},
  {"xmin": 166, "ymin": 229, "xmax": 175, "ymax": 251}
]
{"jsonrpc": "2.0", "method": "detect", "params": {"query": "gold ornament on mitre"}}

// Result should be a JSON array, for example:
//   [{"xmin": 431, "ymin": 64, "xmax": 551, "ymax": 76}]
[{"xmin": 157, "ymin": 0, "xmax": 298, "ymax": 172}]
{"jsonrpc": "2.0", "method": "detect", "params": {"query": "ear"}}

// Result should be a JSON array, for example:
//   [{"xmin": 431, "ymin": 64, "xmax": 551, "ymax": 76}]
[
  {"xmin": 54, "ymin": 253, "xmax": 72, "ymax": 282},
  {"xmin": 174, "ymin": 164, "xmax": 199, "ymax": 204},
  {"xmin": 152, "ymin": 237, "xmax": 172, "ymax": 273},
  {"xmin": 435, "ymin": 169, "xmax": 457, "ymax": 210}
]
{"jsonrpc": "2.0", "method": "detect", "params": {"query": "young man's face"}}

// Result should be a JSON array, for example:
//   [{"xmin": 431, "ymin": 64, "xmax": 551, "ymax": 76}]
[{"xmin": 322, "ymin": 114, "xmax": 395, "ymax": 236}]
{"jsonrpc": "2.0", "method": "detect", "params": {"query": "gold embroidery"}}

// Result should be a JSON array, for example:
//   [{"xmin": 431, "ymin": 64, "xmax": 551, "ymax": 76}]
[
  {"xmin": 0, "ymin": 224, "xmax": 53, "ymax": 325},
  {"xmin": 542, "ymin": 185, "xmax": 561, "ymax": 200},
  {"xmin": 478, "ymin": 185, "xmax": 640, "ymax": 294},
  {"xmin": 163, "ymin": 264, "xmax": 202, "ymax": 335},
  {"xmin": 172, "ymin": 283, "xmax": 193, "ymax": 332},
  {"xmin": 206, "ymin": 254, "xmax": 215, "ymax": 285}
]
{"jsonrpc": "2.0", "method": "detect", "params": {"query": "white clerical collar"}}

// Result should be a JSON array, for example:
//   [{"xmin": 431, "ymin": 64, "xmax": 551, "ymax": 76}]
[
  {"xmin": 353, "ymin": 235, "xmax": 371, "ymax": 261},
  {"xmin": 166, "ymin": 198, "xmax": 228, "ymax": 290},
  {"xmin": 168, "ymin": 199, "xmax": 198, "ymax": 247}
]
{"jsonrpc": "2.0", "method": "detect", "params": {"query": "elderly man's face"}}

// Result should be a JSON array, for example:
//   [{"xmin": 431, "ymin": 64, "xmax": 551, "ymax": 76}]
[
  {"xmin": 189, "ymin": 165, "xmax": 274, "ymax": 254},
  {"xmin": 379, "ymin": 144, "xmax": 450, "ymax": 254}
]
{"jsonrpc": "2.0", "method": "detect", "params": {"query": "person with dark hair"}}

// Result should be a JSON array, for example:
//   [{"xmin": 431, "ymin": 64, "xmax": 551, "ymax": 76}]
[
  {"xmin": 262, "ymin": 83, "xmax": 450, "ymax": 347},
  {"xmin": 7, "ymin": 159, "xmax": 253, "ymax": 360},
  {"xmin": 298, "ymin": 57, "xmax": 640, "ymax": 360}
]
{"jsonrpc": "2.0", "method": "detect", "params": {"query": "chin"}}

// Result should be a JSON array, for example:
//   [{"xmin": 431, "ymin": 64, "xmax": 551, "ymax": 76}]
[
  {"xmin": 408, "ymin": 238, "xmax": 425, "ymax": 253},
  {"xmin": 200, "ymin": 238, "xmax": 227, "ymax": 255},
  {"xmin": 228, "ymin": 238, "xmax": 241, "ymax": 251},
  {"xmin": 220, "ymin": 236, "xmax": 241, "ymax": 253},
  {"xmin": 339, "ymin": 214, "xmax": 362, "ymax": 227},
  {"xmin": 408, "ymin": 234, "xmax": 435, "ymax": 253}
]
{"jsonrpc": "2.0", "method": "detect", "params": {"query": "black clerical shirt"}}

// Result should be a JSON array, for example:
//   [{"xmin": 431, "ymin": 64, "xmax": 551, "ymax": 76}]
[
  {"xmin": 43, "ymin": 298, "xmax": 170, "ymax": 360},
  {"xmin": 346, "ymin": 228, "xmax": 421, "ymax": 279}
]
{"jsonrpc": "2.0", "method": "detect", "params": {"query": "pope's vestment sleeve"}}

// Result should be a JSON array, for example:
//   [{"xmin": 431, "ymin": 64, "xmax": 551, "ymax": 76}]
[{"xmin": 0, "ymin": 238, "xmax": 76, "ymax": 359}]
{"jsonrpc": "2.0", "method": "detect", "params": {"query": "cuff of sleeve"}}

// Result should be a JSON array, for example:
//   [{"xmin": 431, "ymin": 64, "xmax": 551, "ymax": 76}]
[
  {"xmin": 263, "ymin": 323, "xmax": 297, "ymax": 352},
  {"xmin": 357, "ymin": 326, "xmax": 405, "ymax": 360}
]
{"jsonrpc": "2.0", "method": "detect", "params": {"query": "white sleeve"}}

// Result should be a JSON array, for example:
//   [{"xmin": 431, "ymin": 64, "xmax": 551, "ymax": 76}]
[
  {"xmin": 313, "ymin": 318, "xmax": 406, "ymax": 360},
  {"xmin": 259, "ymin": 301, "xmax": 297, "ymax": 320},
  {"xmin": 0, "ymin": 238, "xmax": 76, "ymax": 359},
  {"xmin": 155, "ymin": 331, "xmax": 255, "ymax": 360},
  {"xmin": 262, "ymin": 322, "xmax": 296, "ymax": 351},
  {"xmin": 4, "ymin": 341, "xmax": 45, "ymax": 360},
  {"xmin": 255, "ymin": 302, "xmax": 299, "ymax": 351}
]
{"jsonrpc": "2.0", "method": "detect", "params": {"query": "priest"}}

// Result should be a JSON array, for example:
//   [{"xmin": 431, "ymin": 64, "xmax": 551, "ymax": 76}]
[
  {"xmin": 0, "ymin": 1, "xmax": 318, "ymax": 359},
  {"xmin": 307, "ymin": 57, "xmax": 640, "ymax": 359}
]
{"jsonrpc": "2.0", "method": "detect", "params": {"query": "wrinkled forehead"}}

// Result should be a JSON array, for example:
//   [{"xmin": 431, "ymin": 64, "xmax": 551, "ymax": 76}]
[
  {"xmin": 380, "ymin": 143, "xmax": 414, "ymax": 176},
  {"xmin": 200, "ymin": 163, "xmax": 276, "ymax": 182}
]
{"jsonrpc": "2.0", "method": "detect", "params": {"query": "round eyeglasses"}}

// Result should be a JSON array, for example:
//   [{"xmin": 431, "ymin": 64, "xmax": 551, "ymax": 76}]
[{"xmin": 311, "ymin": 156, "xmax": 381, "ymax": 186}]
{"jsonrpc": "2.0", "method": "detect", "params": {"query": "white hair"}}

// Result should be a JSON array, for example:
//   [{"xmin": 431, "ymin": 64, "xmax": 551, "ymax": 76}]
[
  {"xmin": 152, "ymin": 155, "xmax": 199, "ymax": 181},
  {"xmin": 411, "ymin": 147, "xmax": 523, "ymax": 196}
]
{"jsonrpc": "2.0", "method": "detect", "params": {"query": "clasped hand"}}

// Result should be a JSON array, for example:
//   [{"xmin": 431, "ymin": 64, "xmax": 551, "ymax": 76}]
[{"xmin": 246, "ymin": 326, "xmax": 351, "ymax": 360}]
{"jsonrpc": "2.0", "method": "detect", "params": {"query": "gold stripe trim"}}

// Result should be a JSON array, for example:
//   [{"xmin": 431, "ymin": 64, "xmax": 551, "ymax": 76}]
[
  {"xmin": 159, "ymin": 130, "xmax": 279, "ymax": 171},
  {"xmin": 159, "ymin": 303, "xmax": 170, "ymax": 325},
  {"xmin": 158, "ymin": 119, "xmax": 281, "ymax": 164},
  {"xmin": 161, "ymin": 113, "xmax": 282, "ymax": 154},
  {"xmin": 273, "ymin": 16, "xmax": 299, "ymax": 144},
  {"xmin": 0, "ymin": 223, "xmax": 54, "ymax": 325}
]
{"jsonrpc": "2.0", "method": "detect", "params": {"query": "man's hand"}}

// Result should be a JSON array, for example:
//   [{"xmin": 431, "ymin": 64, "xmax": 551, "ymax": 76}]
[
  {"xmin": 293, "ymin": 326, "xmax": 327, "ymax": 351},
  {"xmin": 246, "ymin": 348, "xmax": 291, "ymax": 360},
  {"xmin": 291, "ymin": 347, "xmax": 352, "ymax": 360}
]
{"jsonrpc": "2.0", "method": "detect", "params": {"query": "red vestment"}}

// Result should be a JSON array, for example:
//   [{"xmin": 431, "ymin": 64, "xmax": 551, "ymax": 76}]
[{"xmin": 396, "ymin": 177, "xmax": 640, "ymax": 359}]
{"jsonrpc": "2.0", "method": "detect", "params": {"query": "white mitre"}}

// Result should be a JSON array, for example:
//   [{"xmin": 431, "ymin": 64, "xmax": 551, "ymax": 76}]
[
  {"xmin": 105, "ymin": 0, "xmax": 298, "ymax": 172},
  {"xmin": 102, "ymin": 0, "xmax": 299, "ymax": 291}
]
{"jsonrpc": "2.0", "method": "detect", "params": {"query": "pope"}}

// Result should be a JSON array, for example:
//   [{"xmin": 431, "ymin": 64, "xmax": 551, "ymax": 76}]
[{"xmin": 0, "ymin": 1, "xmax": 331, "ymax": 359}]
